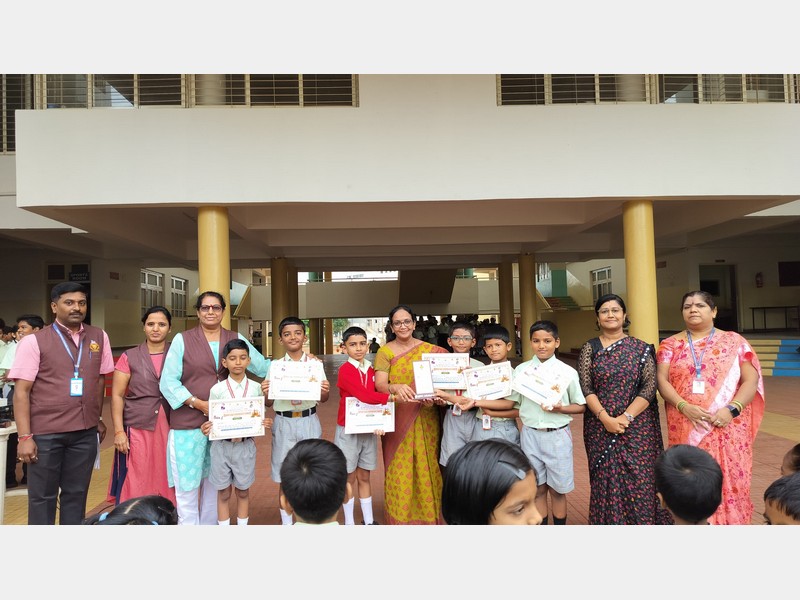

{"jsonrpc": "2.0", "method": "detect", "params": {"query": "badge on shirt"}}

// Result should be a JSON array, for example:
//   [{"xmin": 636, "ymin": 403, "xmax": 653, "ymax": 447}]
[
  {"xmin": 452, "ymin": 404, "xmax": 462, "ymax": 416},
  {"xmin": 482, "ymin": 414, "xmax": 492, "ymax": 430},
  {"xmin": 89, "ymin": 341, "xmax": 100, "ymax": 353},
  {"xmin": 70, "ymin": 377, "xmax": 84, "ymax": 396},
  {"xmin": 692, "ymin": 379, "xmax": 705, "ymax": 394}
]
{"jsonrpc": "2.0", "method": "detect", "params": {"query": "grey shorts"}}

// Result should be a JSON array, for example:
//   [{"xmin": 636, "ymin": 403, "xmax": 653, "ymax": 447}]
[
  {"xmin": 472, "ymin": 418, "xmax": 521, "ymax": 445},
  {"xmin": 334, "ymin": 424, "xmax": 379, "ymax": 473},
  {"xmin": 439, "ymin": 407, "xmax": 478, "ymax": 466},
  {"xmin": 520, "ymin": 424, "xmax": 575, "ymax": 494},
  {"xmin": 270, "ymin": 413, "xmax": 322, "ymax": 483},
  {"xmin": 209, "ymin": 438, "xmax": 257, "ymax": 490}
]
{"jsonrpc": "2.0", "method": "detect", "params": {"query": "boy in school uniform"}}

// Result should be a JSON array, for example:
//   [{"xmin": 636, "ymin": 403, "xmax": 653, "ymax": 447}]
[
  {"xmin": 201, "ymin": 339, "xmax": 273, "ymax": 525},
  {"xmin": 335, "ymin": 326, "xmax": 393, "ymax": 525},
  {"xmin": 437, "ymin": 322, "xmax": 485, "ymax": 471},
  {"xmin": 261, "ymin": 316, "xmax": 330, "ymax": 525},
  {"xmin": 280, "ymin": 438, "xmax": 352, "ymax": 526},
  {"xmin": 763, "ymin": 472, "xmax": 800, "ymax": 525},
  {"xmin": 654, "ymin": 444, "xmax": 722, "ymax": 525},
  {"xmin": 513, "ymin": 320, "xmax": 585, "ymax": 525}
]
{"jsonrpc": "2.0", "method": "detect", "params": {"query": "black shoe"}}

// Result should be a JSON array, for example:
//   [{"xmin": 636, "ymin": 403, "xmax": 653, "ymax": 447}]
[
  {"xmin": 6, "ymin": 480, "xmax": 18, "ymax": 489},
  {"xmin": 361, "ymin": 520, "xmax": 380, "ymax": 525}
]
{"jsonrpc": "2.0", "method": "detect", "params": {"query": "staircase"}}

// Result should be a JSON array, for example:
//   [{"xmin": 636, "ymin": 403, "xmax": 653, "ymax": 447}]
[
  {"xmin": 545, "ymin": 296, "xmax": 580, "ymax": 310},
  {"xmin": 750, "ymin": 338, "xmax": 800, "ymax": 377}
]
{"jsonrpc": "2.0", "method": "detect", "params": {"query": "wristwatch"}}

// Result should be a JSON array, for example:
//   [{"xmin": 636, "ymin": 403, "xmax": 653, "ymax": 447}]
[{"xmin": 624, "ymin": 412, "xmax": 635, "ymax": 423}]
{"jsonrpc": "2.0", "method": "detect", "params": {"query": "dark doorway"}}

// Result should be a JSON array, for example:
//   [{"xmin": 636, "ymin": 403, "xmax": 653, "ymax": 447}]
[{"xmin": 699, "ymin": 264, "xmax": 738, "ymax": 332}]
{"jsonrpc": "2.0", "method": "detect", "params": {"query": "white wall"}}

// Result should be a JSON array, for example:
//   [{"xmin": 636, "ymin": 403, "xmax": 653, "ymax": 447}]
[{"xmin": 566, "ymin": 258, "xmax": 627, "ymax": 308}]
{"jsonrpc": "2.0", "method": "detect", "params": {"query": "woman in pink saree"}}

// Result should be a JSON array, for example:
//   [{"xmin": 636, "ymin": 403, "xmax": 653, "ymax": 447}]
[
  {"xmin": 374, "ymin": 305, "xmax": 448, "ymax": 524},
  {"xmin": 657, "ymin": 291, "xmax": 765, "ymax": 524}
]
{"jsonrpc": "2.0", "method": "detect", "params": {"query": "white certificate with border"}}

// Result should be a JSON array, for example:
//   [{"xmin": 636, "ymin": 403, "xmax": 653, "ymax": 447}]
[
  {"xmin": 512, "ymin": 364, "xmax": 568, "ymax": 410},
  {"xmin": 464, "ymin": 361, "xmax": 513, "ymax": 401},
  {"xmin": 412, "ymin": 360, "xmax": 436, "ymax": 400},
  {"xmin": 422, "ymin": 352, "xmax": 470, "ymax": 389},
  {"xmin": 268, "ymin": 361, "xmax": 322, "ymax": 402},
  {"xmin": 344, "ymin": 398, "xmax": 395, "ymax": 434},
  {"xmin": 208, "ymin": 396, "xmax": 266, "ymax": 441}
]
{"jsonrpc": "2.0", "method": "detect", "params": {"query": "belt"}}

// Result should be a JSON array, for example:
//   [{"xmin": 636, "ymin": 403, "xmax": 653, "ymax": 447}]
[
  {"xmin": 533, "ymin": 423, "xmax": 569, "ymax": 432},
  {"xmin": 276, "ymin": 406, "xmax": 317, "ymax": 418},
  {"xmin": 222, "ymin": 437, "xmax": 250, "ymax": 443}
]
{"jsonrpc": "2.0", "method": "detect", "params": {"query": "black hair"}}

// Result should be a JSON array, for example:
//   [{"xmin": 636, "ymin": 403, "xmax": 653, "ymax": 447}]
[
  {"xmin": 1, "ymin": 326, "xmax": 12, "ymax": 335},
  {"xmin": 763, "ymin": 472, "xmax": 800, "ymax": 523},
  {"xmin": 342, "ymin": 326, "xmax": 367, "ymax": 343},
  {"xmin": 654, "ymin": 445, "xmax": 722, "ymax": 523},
  {"xmin": 278, "ymin": 316, "xmax": 306, "ymax": 336},
  {"xmin": 84, "ymin": 495, "xmax": 178, "ymax": 525},
  {"xmin": 194, "ymin": 291, "xmax": 226, "ymax": 311},
  {"xmin": 482, "ymin": 324, "xmax": 510, "ymax": 345},
  {"xmin": 280, "ymin": 439, "xmax": 348, "ymax": 524},
  {"xmin": 442, "ymin": 439, "xmax": 534, "ymax": 525},
  {"xmin": 529, "ymin": 320, "xmax": 559, "ymax": 339},
  {"xmin": 141, "ymin": 305, "xmax": 173, "ymax": 326},
  {"xmin": 594, "ymin": 293, "xmax": 631, "ymax": 328},
  {"xmin": 449, "ymin": 321, "xmax": 476, "ymax": 339},
  {"xmin": 681, "ymin": 290, "xmax": 717, "ymax": 311},
  {"xmin": 221, "ymin": 338, "xmax": 249, "ymax": 358},
  {"xmin": 51, "ymin": 281, "xmax": 87, "ymax": 302},
  {"xmin": 782, "ymin": 443, "xmax": 800, "ymax": 476},
  {"xmin": 388, "ymin": 304, "xmax": 416, "ymax": 323},
  {"xmin": 16, "ymin": 314, "xmax": 45, "ymax": 329}
]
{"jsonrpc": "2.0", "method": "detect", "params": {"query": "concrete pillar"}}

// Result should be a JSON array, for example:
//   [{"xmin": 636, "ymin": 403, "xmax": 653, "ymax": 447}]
[
  {"xmin": 197, "ymin": 206, "xmax": 231, "ymax": 329},
  {"xmin": 324, "ymin": 272, "xmax": 333, "ymax": 354},
  {"xmin": 271, "ymin": 257, "xmax": 289, "ymax": 359},
  {"xmin": 308, "ymin": 319, "xmax": 322, "ymax": 356},
  {"xmin": 288, "ymin": 264, "xmax": 298, "ymax": 317},
  {"xmin": 498, "ymin": 260, "xmax": 516, "ymax": 355},
  {"xmin": 623, "ymin": 200, "xmax": 659, "ymax": 346},
  {"xmin": 518, "ymin": 252, "xmax": 536, "ymax": 361}
]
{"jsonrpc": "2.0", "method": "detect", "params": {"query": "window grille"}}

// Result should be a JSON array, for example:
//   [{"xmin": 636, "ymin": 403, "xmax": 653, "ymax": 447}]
[
  {"xmin": 141, "ymin": 269, "xmax": 164, "ymax": 313},
  {"xmin": 1, "ymin": 74, "xmax": 33, "ymax": 153},
  {"xmin": 591, "ymin": 267, "xmax": 612, "ymax": 302},
  {"xmin": 499, "ymin": 75, "xmax": 648, "ymax": 105},
  {"xmin": 170, "ymin": 276, "xmax": 187, "ymax": 317}
]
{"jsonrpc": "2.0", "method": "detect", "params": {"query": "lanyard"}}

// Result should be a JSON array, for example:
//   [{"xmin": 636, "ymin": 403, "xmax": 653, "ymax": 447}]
[
  {"xmin": 225, "ymin": 378, "xmax": 249, "ymax": 398},
  {"xmin": 687, "ymin": 328, "xmax": 715, "ymax": 378},
  {"xmin": 52, "ymin": 323, "xmax": 84, "ymax": 377}
]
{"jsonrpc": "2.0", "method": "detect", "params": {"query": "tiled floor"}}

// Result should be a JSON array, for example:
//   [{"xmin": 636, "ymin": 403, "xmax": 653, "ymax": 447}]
[{"xmin": 3, "ymin": 354, "xmax": 798, "ymax": 525}]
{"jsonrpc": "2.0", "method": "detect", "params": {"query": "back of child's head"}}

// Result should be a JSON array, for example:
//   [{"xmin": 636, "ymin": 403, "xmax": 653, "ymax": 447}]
[
  {"xmin": 442, "ymin": 439, "xmax": 533, "ymax": 525},
  {"xmin": 482, "ymin": 324, "xmax": 510, "ymax": 344},
  {"xmin": 278, "ymin": 316, "xmax": 305, "ymax": 336},
  {"xmin": 764, "ymin": 472, "xmax": 800, "ymax": 523},
  {"xmin": 529, "ymin": 320, "xmax": 559, "ymax": 339},
  {"xmin": 342, "ymin": 326, "xmax": 367, "ymax": 343},
  {"xmin": 654, "ymin": 445, "xmax": 722, "ymax": 524},
  {"xmin": 221, "ymin": 338, "xmax": 250, "ymax": 358},
  {"xmin": 449, "ymin": 321, "xmax": 476, "ymax": 338},
  {"xmin": 84, "ymin": 495, "xmax": 178, "ymax": 525},
  {"xmin": 782, "ymin": 443, "xmax": 800, "ymax": 476},
  {"xmin": 280, "ymin": 438, "xmax": 348, "ymax": 524}
]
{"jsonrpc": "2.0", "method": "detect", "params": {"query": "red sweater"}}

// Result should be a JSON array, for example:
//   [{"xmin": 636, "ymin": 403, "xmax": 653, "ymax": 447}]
[{"xmin": 336, "ymin": 360, "xmax": 390, "ymax": 426}]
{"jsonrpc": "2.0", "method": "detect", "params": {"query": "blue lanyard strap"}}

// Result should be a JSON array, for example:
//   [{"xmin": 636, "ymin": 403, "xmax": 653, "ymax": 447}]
[
  {"xmin": 686, "ymin": 328, "xmax": 715, "ymax": 378},
  {"xmin": 52, "ymin": 323, "xmax": 83, "ymax": 375}
]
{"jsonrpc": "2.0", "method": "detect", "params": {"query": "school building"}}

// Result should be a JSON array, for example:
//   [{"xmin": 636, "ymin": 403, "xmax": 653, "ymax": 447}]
[{"xmin": 1, "ymin": 74, "xmax": 799, "ymax": 364}]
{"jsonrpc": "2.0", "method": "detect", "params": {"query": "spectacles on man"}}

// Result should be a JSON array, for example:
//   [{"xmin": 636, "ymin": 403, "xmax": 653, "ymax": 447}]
[
  {"xmin": 199, "ymin": 304, "xmax": 223, "ymax": 313},
  {"xmin": 598, "ymin": 307, "xmax": 622, "ymax": 315},
  {"xmin": 392, "ymin": 319, "xmax": 414, "ymax": 328},
  {"xmin": 449, "ymin": 336, "xmax": 473, "ymax": 341}
]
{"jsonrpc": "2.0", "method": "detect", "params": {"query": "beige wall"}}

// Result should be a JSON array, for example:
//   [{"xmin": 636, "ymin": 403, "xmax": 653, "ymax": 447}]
[{"xmin": 565, "ymin": 258, "xmax": 627, "ymax": 308}]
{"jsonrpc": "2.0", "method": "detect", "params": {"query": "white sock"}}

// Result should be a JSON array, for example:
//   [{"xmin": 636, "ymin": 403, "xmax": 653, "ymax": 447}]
[
  {"xmin": 218, "ymin": 518, "xmax": 230, "ymax": 526},
  {"xmin": 237, "ymin": 517, "xmax": 249, "ymax": 526},
  {"xmin": 280, "ymin": 508, "xmax": 294, "ymax": 525},
  {"xmin": 343, "ymin": 496, "xmax": 355, "ymax": 526},
  {"xmin": 360, "ymin": 497, "xmax": 374, "ymax": 524}
]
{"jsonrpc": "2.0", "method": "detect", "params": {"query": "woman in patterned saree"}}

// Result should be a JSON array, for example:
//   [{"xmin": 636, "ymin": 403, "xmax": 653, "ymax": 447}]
[
  {"xmin": 657, "ymin": 291, "xmax": 764, "ymax": 524},
  {"xmin": 374, "ymin": 304, "xmax": 448, "ymax": 524},
  {"xmin": 578, "ymin": 293, "xmax": 672, "ymax": 524}
]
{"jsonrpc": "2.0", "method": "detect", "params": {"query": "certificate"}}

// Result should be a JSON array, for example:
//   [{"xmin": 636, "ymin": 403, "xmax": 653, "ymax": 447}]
[
  {"xmin": 344, "ymin": 397, "xmax": 395, "ymax": 434},
  {"xmin": 208, "ymin": 396, "xmax": 266, "ymax": 441},
  {"xmin": 268, "ymin": 361, "xmax": 322, "ymax": 402},
  {"xmin": 512, "ymin": 364, "xmax": 568, "ymax": 410},
  {"xmin": 422, "ymin": 352, "xmax": 470, "ymax": 389},
  {"xmin": 463, "ymin": 361, "xmax": 513, "ymax": 401},
  {"xmin": 412, "ymin": 360, "xmax": 436, "ymax": 400}
]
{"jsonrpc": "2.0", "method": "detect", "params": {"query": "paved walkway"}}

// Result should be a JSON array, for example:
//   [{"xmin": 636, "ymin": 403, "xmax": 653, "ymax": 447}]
[{"xmin": 3, "ymin": 353, "xmax": 797, "ymax": 525}]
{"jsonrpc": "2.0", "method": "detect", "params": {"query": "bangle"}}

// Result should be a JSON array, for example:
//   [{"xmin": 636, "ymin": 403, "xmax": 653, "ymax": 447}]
[
  {"xmin": 18, "ymin": 433, "xmax": 34, "ymax": 441},
  {"xmin": 115, "ymin": 430, "xmax": 125, "ymax": 435},
  {"xmin": 596, "ymin": 408, "xmax": 607, "ymax": 419},
  {"xmin": 188, "ymin": 396, "xmax": 196, "ymax": 409},
  {"xmin": 732, "ymin": 400, "xmax": 744, "ymax": 412},
  {"xmin": 676, "ymin": 400, "xmax": 687, "ymax": 413}
]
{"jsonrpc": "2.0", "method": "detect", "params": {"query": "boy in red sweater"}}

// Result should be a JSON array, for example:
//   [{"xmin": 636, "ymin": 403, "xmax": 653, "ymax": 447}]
[{"xmin": 335, "ymin": 326, "xmax": 395, "ymax": 525}]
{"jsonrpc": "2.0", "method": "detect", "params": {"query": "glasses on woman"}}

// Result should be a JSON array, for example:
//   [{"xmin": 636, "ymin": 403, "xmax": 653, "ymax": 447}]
[
  {"xmin": 392, "ymin": 319, "xmax": 414, "ymax": 328},
  {"xmin": 598, "ymin": 308, "xmax": 622, "ymax": 316},
  {"xmin": 199, "ymin": 304, "xmax": 223, "ymax": 313}
]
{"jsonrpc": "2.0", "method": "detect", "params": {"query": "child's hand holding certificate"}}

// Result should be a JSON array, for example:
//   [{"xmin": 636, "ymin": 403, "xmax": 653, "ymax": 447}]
[
  {"xmin": 422, "ymin": 352, "xmax": 470, "ymax": 389},
  {"xmin": 463, "ymin": 361, "xmax": 513, "ymax": 401},
  {"xmin": 512, "ymin": 363, "xmax": 568, "ymax": 410}
]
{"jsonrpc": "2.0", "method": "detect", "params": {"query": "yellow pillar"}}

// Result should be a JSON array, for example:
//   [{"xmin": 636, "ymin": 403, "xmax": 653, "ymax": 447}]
[
  {"xmin": 197, "ymin": 206, "xmax": 231, "ymax": 329},
  {"xmin": 288, "ymin": 265, "xmax": 299, "ymax": 317},
  {"xmin": 518, "ymin": 253, "xmax": 536, "ymax": 361},
  {"xmin": 308, "ymin": 319, "xmax": 322, "ymax": 355},
  {"xmin": 623, "ymin": 200, "xmax": 659, "ymax": 346},
  {"xmin": 324, "ymin": 272, "xmax": 333, "ymax": 354},
  {"xmin": 498, "ymin": 260, "xmax": 516, "ymax": 355},
  {"xmin": 271, "ymin": 257, "xmax": 289, "ymax": 359}
]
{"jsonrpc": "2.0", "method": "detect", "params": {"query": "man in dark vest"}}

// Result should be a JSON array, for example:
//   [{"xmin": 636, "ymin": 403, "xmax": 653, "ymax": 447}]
[{"xmin": 10, "ymin": 282, "xmax": 114, "ymax": 524}]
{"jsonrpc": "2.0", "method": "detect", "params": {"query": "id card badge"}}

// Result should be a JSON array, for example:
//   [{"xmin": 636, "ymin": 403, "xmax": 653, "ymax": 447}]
[
  {"xmin": 692, "ymin": 379, "xmax": 705, "ymax": 394},
  {"xmin": 70, "ymin": 377, "xmax": 84, "ymax": 396},
  {"xmin": 452, "ymin": 404, "xmax": 462, "ymax": 416},
  {"xmin": 482, "ymin": 414, "xmax": 492, "ymax": 430}
]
